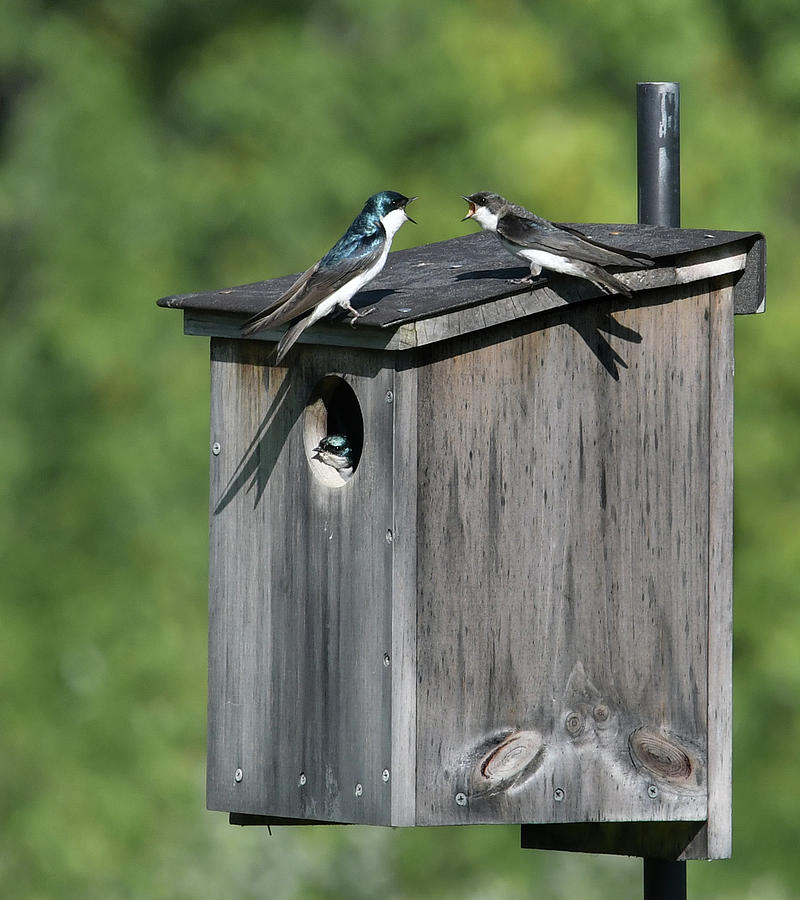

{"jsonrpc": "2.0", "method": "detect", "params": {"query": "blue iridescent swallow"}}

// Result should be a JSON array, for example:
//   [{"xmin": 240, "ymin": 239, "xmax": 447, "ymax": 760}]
[
  {"xmin": 313, "ymin": 434, "xmax": 355, "ymax": 478},
  {"xmin": 242, "ymin": 191, "xmax": 416, "ymax": 362}
]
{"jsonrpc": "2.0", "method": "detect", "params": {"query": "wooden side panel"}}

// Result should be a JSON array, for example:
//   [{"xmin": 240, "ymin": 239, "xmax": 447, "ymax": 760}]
[
  {"xmin": 206, "ymin": 339, "xmax": 395, "ymax": 824},
  {"xmin": 390, "ymin": 362, "xmax": 419, "ymax": 825},
  {"xmin": 706, "ymin": 284, "xmax": 734, "ymax": 858},
  {"xmin": 414, "ymin": 284, "xmax": 713, "ymax": 836}
]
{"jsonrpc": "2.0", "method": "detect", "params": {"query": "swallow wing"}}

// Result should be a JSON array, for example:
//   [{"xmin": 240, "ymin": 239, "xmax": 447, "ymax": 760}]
[
  {"xmin": 241, "ymin": 228, "xmax": 385, "ymax": 336},
  {"xmin": 554, "ymin": 222, "xmax": 654, "ymax": 267},
  {"xmin": 498, "ymin": 214, "xmax": 653, "ymax": 268},
  {"xmin": 240, "ymin": 263, "xmax": 319, "ymax": 334}
]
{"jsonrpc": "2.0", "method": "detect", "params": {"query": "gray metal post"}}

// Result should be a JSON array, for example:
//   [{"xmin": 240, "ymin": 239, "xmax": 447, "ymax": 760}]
[
  {"xmin": 638, "ymin": 82, "xmax": 685, "ymax": 899},
  {"xmin": 637, "ymin": 82, "xmax": 680, "ymax": 227}
]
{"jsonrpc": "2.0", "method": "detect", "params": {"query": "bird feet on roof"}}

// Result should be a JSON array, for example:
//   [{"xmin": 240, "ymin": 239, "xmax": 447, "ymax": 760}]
[{"xmin": 346, "ymin": 305, "xmax": 375, "ymax": 326}]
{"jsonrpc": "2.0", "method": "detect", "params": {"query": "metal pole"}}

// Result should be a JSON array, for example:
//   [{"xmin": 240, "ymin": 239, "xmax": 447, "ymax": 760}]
[
  {"xmin": 643, "ymin": 859, "xmax": 687, "ymax": 900},
  {"xmin": 637, "ymin": 81, "xmax": 680, "ymax": 227},
  {"xmin": 638, "ymin": 84, "xmax": 685, "ymax": 898}
]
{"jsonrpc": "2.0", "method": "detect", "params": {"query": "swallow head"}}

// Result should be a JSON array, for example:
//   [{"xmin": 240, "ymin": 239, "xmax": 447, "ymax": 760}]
[
  {"xmin": 462, "ymin": 191, "xmax": 507, "ymax": 231},
  {"xmin": 314, "ymin": 434, "xmax": 355, "ymax": 472},
  {"xmin": 366, "ymin": 191, "xmax": 417, "ymax": 237}
]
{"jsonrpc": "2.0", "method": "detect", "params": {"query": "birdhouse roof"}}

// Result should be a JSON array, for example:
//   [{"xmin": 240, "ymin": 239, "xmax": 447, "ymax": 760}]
[{"xmin": 157, "ymin": 225, "xmax": 765, "ymax": 351}]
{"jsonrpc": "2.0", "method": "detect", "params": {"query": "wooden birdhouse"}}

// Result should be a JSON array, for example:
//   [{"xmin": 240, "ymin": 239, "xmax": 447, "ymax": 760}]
[{"xmin": 158, "ymin": 224, "xmax": 765, "ymax": 861}]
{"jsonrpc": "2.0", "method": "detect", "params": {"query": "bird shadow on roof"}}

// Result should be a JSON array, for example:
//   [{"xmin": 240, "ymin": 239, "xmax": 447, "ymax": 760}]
[{"xmin": 454, "ymin": 266, "xmax": 530, "ymax": 283}]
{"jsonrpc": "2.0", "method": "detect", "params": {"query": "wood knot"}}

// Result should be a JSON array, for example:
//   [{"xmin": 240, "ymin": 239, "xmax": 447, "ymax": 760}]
[
  {"xmin": 480, "ymin": 731, "xmax": 543, "ymax": 780},
  {"xmin": 469, "ymin": 730, "xmax": 545, "ymax": 796},
  {"xmin": 628, "ymin": 727, "xmax": 695, "ymax": 782},
  {"xmin": 564, "ymin": 711, "xmax": 585, "ymax": 737}
]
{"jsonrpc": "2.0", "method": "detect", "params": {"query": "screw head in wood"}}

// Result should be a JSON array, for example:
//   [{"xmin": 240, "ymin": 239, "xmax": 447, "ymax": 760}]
[
  {"xmin": 299, "ymin": 772, "xmax": 306, "ymax": 786},
  {"xmin": 382, "ymin": 769, "xmax": 390, "ymax": 783},
  {"xmin": 355, "ymin": 783, "xmax": 363, "ymax": 797},
  {"xmin": 383, "ymin": 653, "xmax": 391, "ymax": 668},
  {"xmin": 553, "ymin": 787, "xmax": 565, "ymax": 802},
  {"xmin": 385, "ymin": 529, "xmax": 393, "ymax": 544},
  {"xmin": 648, "ymin": 784, "xmax": 659, "ymax": 799},
  {"xmin": 234, "ymin": 768, "xmax": 243, "ymax": 783},
  {"xmin": 385, "ymin": 390, "xmax": 394, "ymax": 404},
  {"xmin": 455, "ymin": 792, "xmax": 467, "ymax": 806},
  {"xmin": 212, "ymin": 442, "xmax": 221, "ymax": 456}
]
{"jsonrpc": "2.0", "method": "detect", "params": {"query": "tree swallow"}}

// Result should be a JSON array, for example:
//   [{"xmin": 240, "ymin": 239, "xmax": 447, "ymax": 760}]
[
  {"xmin": 242, "ymin": 191, "xmax": 416, "ymax": 362},
  {"xmin": 313, "ymin": 435, "xmax": 355, "ymax": 478},
  {"xmin": 462, "ymin": 191, "xmax": 653, "ymax": 297}
]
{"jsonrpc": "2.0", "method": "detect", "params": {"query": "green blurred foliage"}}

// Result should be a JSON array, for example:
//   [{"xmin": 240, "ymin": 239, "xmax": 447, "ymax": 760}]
[{"xmin": 1, "ymin": 0, "xmax": 799, "ymax": 896}]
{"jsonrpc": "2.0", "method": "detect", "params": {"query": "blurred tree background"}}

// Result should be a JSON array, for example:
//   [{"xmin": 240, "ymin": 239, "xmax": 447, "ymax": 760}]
[{"xmin": 1, "ymin": 0, "xmax": 798, "ymax": 896}]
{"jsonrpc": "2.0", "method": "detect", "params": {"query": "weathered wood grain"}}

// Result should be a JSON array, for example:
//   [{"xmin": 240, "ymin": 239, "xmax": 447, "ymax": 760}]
[
  {"xmin": 159, "ymin": 226, "xmax": 765, "ymax": 326},
  {"xmin": 198, "ymin": 271, "xmax": 737, "ymax": 853},
  {"xmin": 400, "ymin": 248, "xmax": 745, "ymax": 351},
  {"xmin": 179, "ymin": 243, "xmax": 756, "ymax": 355},
  {"xmin": 413, "ymin": 281, "xmax": 713, "ymax": 831},
  {"xmin": 207, "ymin": 338, "xmax": 396, "ymax": 824},
  {"xmin": 184, "ymin": 310, "xmax": 405, "ymax": 352},
  {"xmin": 706, "ymin": 283, "xmax": 734, "ymax": 858},
  {"xmin": 389, "ymin": 361, "xmax": 419, "ymax": 825}
]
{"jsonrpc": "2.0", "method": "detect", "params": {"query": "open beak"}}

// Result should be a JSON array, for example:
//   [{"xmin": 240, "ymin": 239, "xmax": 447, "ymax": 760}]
[
  {"xmin": 461, "ymin": 197, "xmax": 476, "ymax": 221},
  {"xmin": 404, "ymin": 197, "xmax": 418, "ymax": 224}
]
